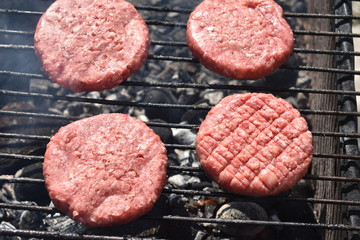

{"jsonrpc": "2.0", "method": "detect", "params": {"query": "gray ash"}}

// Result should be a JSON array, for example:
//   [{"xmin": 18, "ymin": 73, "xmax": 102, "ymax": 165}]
[{"xmin": 215, "ymin": 202, "xmax": 268, "ymax": 238}]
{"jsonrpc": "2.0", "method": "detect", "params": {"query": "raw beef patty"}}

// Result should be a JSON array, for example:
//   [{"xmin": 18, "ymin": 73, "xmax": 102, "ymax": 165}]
[
  {"xmin": 43, "ymin": 114, "xmax": 167, "ymax": 226},
  {"xmin": 196, "ymin": 93, "xmax": 312, "ymax": 196},
  {"xmin": 187, "ymin": 0, "xmax": 294, "ymax": 80},
  {"xmin": 34, "ymin": 0, "xmax": 149, "ymax": 92}
]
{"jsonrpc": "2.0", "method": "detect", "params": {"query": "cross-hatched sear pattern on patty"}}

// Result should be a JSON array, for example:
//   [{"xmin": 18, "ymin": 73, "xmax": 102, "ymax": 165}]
[{"xmin": 196, "ymin": 93, "xmax": 312, "ymax": 196}]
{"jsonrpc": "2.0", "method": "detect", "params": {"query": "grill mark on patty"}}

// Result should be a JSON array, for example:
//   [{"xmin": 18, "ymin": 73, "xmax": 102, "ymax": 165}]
[
  {"xmin": 224, "ymin": 104, "xmax": 295, "ymax": 191},
  {"xmin": 196, "ymin": 93, "xmax": 312, "ymax": 196},
  {"xmin": 200, "ymin": 94, "xmax": 286, "ymax": 178},
  {"xmin": 198, "ymin": 96, "xmax": 255, "ymax": 168},
  {"xmin": 242, "ymin": 118, "xmax": 306, "ymax": 192}
]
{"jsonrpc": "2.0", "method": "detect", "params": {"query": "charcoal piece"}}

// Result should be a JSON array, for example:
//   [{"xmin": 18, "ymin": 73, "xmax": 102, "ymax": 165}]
[
  {"xmin": 141, "ymin": 88, "xmax": 185, "ymax": 123},
  {"xmin": 173, "ymin": 129, "xmax": 196, "ymax": 145},
  {"xmin": 19, "ymin": 210, "xmax": 44, "ymax": 230},
  {"xmin": 167, "ymin": 153, "xmax": 180, "ymax": 167},
  {"xmin": 0, "ymin": 208, "xmax": 4, "ymax": 220},
  {"xmin": 167, "ymin": 193, "xmax": 181, "ymax": 207},
  {"xmin": 1, "ymin": 184, "xmax": 16, "ymax": 202},
  {"xmin": 63, "ymin": 102, "xmax": 84, "ymax": 117},
  {"xmin": 158, "ymin": 195, "xmax": 193, "ymax": 239},
  {"xmin": 194, "ymin": 231, "xmax": 209, "ymax": 240},
  {"xmin": 44, "ymin": 214, "xmax": 87, "ymax": 234},
  {"xmin": 202, "ymin": 90, "xmax": 225, "ymax": 106},
  {"xmin": 274, "ymin": 201, "xmax": 320, "ymax": 240},
  {"xmin": 13, "ymin": 162, "xmax": 50, "ymax": 206},
  {"xmin": 187, "ymin": 182, "xmax": 213, "ymax": 190},
  {"xmin": 168, "ymin": 174, "xmax": 201, "ymax": 188},
  {"xmin": 215, "ymin": 202, "xmax": 268, "ymax": 238},
  {"xmin": 88, "ymin": 219, "xmax": 160, "ymax": 237},
  {"xmin": 189, "ymin": 198, "xmax": 221, "ymax": 219},
  {"xmin": 0, "ymin": 222, "xmax": 21, "ymax": 240},
  {"xmin": 174, "ymin": 149, "xmax": 200, "ymax": 168},
  {"xmin": 148, "ymin": 119, "xmax": 174, "ymax": 144},
  {"xmin": 104, "ymin": 92, "xmax": 131, "ymax": 114},
  {"xmin": 181, "ymin": 99, "xmax": 210, "ymax": 125}
]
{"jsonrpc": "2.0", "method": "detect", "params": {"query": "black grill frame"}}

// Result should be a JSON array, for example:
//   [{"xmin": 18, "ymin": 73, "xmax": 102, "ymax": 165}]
[{"xmin": 0, "ymin": 0, "xmax": 360, "ymax": 239}]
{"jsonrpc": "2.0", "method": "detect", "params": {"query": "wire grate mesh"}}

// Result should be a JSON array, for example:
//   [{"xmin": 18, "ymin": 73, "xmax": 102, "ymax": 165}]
[{"xmin": 0, "ymin": 0, "xmax": 359, "ymax": 239}]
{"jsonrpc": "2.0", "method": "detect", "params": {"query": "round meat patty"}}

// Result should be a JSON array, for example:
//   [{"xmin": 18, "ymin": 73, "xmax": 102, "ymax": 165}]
[
  {"xmin": 34, "ymin": 0, "xmax": 150, "ymax": 92},
  {"xmin": 196, "ymin": 93, "xmax": 312, "ymax": 196},
  {"xmin": 186, "ymin": 0, "xmax": 294, "ymax": 80},
  {"xmin": 43, "ymin": 114, "xmax": 167, "ymax": 226}
]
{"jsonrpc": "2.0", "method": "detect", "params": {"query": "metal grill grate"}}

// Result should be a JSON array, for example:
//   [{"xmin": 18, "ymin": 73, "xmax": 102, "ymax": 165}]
[{"xmin": 0, "ymin": 0, "xmax": 360, "ymax": 239}]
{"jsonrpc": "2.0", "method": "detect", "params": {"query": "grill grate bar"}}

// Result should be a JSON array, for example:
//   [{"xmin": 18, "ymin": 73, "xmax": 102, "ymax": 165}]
[
  {"xmin": 0, "ymin": 155, "xmax": 359, "ymax": 179},
  {"xmin": 313, "ymin": 153, "xmax": 360, "ymax": 160},
  {"xmin": 169, "ymin": 166, "xmax": 360, "ymax": 182},
  {"xmin": 0, "ymin": 134, "xmax": 191, "ymax": 151},
  {"xmin": 0, "ymin": 216, "xmax": 360, "ymax": 237},
  {"xmin": 293, "ymin": 47, "xmax": 360, "ymax": 56},
  {"xmin": 0, "ymin": 198, "xmax": 358, "ymax": 216},
  {"xmin": 148, "ymin": 54, "xmax": 196, "ymax": 62},
  {"xmin": 0, "ymin": 44, "xmax": 34, "ymax": 49},
  {"xmin": 1, "ymin": 192, "xmax": 360, "ymax": 213},
  {"xmin": 0, "ymin": 153, "xmax": 43, "ymax": 161},
  {"xmin": 0, "ymin": 176, "xmax": 44, "ymax": 183},
  {"xmin": 0, "ymin": 132, "xmax": 50, "ymax": 141},
  {"xmin": 2, "ymin": 26, "xmax": 360, "ymax": 38},
  {"xmin": 0, "ymin": 70, "xmax": 43, "ymax": 78},
  {"xmin": 0, "ymin": 132, "xmax": 191, "ymax": 150},
  {"xmin": 0, "ymin": 155, "xmax": 358, "ymax": 179},
  {"xmin": 0, "ymin": 203, "xmax": 55, "ymax": 213},
  {"xmin": 284, "ymin": 12, "xmax": 360, "ymax": 19},
  {"xmin": 0, "ymin": 216, "xmax": 358, "ymax": 233},
  {"xmin": 0, "ymin": 29, "xmax": 34, "ymax": 35},
  {"xmin": 293, "ymin": 29, "xmax": 360, "ymax": 37},
  {"xmin": 168, "ymin": 166, "xmax": 360, "ymax": 182},
  {"xmin": 0, "ymin": 110, "xmax": 199, "ymax": 128},
  {"xmin": 145, "ymin": 19, "xmax": 186, "ymax": 27},
  {"xmin": 311, "ymin": 131, "xmax": 360, "ymax": 138},
  {"xmin": 2, "ymin": 83, "xmax": 360, "ymax": 96},
  {"xmin": 303, "ymin": 175, "xmax": 360, "ymax": 182},
  {"xmin": 1, "ymin": 151, "xmax": 358, "ymax": 161},
  {"xmin": 3, "ymin": 42, "xmax": 360, "ymax": 57},
  {"xmin": 0, "ymin": 228, "xmax": 140, "ymax": 240},
  {"xmin": 153, "ymin": 215, "xmax": 360, "ymax": 231},
  {"xmin": 1, "ymin": 108, "xmax": 360, "ymax": 123},
  {"xmin": 0, "ymin": 130, "xmax": 359, "ymax": 144},
  {"xmin": 120, "ymin": 81, "xmax": 360, "ymax": 94},
  {"xmin": 2, "ymin": 63, "xmax": 360, "ymax": 77},
  {"xmin": 4, "ymin": 90, "xmax": 360, "ymax": 113},
  {"xmin": 1, "ymin": 62, "xmax": 360, "ymax": 77},
  {"xmin": 152, "ymin": 40, "xmax": 188, "ymax": 46},
  {"xmin": 2, "ymin": 7, "xmax": 360, "ymax": 20},
  {"xmin": 2, "ymin": 173, "xmax": 358, "ymax": 191},
  {"xmin": 166, "ymin": 189, "xmax": 360, "ymax": 206},
  {"xmin": 0, "ymin": 219, "xmax": 358, "ymax": 239},
  {"xmin": 282, "ymin": 64, "xmax": 360, "ymax": 75},
  {"xmin": 168, "ymin": 168, "xmax": 360, "ymax": 183},
  {"xmin": 0, "ymin": 8, "xmax": 42, "ymax": 15}
]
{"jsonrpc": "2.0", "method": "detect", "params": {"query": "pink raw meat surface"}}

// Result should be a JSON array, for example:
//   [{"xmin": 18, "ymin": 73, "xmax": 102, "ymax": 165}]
[
  {"xmin": 187, "ymin": 0, "xmax": 294, "ymax": 80},
  {"xmin": 196, "ymin": 93, "xmax": 312, "ymax": 196},
  {"xmin": 34, "ymin": 0, "xmax": 149, "ymax": 92},
  {"xmin": 43, "ymin": 114, "xmax": 167, "ymax": 226}
]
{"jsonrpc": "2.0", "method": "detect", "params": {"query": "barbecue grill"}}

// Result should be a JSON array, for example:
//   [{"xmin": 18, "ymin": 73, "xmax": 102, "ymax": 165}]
[{"xmin": 0, "ymin": 0, "xmax": 360, "ymax": 239}]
